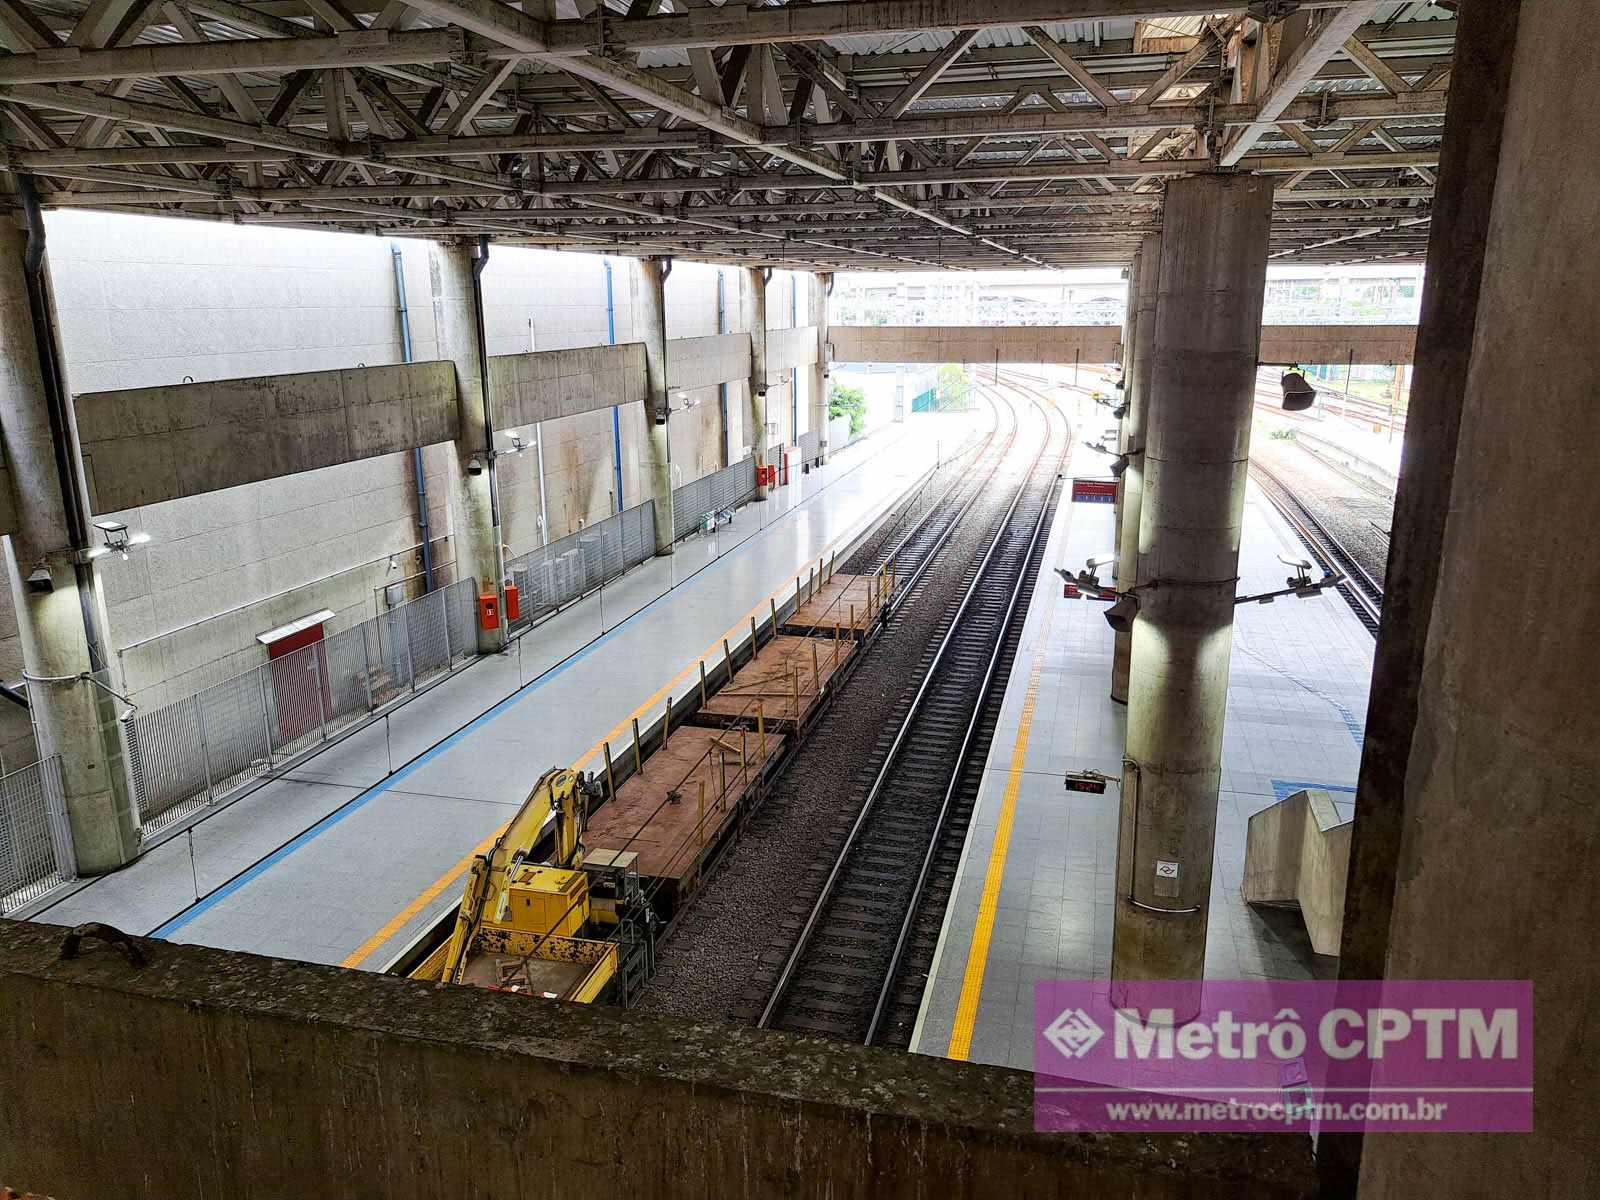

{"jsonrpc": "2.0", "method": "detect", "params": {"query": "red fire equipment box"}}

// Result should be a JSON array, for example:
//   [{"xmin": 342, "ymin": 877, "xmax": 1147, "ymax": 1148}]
[{"xmin": 478, "ymin": 592, "xmax": 501, "ymax": 630}]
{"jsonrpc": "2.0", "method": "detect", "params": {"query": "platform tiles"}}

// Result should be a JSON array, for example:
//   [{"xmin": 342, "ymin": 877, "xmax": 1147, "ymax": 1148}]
[
  {"xmin": 912, "ymin": 449, "xmax": 1376, "ymax": 1072},
  {"xmin": 586, "ymin": 723, "xmax": 787, "ymax": 919},
  {"xmin": 31, "ymin": 416, "xmax": 963, "ymax": 969}
]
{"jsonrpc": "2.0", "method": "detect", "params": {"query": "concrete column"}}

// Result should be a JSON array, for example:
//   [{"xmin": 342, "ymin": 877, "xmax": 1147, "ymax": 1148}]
[
  {"xmin": 1357, "ymin": 4, "xmax": 1600, "ymax": 1194},
  {"xmin": 430, "ymin": 241, "xmax": 505, "ymax": 652},
  {"xmin": 742, "ymin": 266, "xmax": 769, "ymax": 499},
  {"xmin": 1111, "ymin": 174, "xmax": 1272, "ymax": 1007},
  {"xmin": 808, "ymin": 272, "xmax": 832, "ymax": 462},
  {"xmin": 0, "ymin": 210, "xmax": 137, "ymax": 873},
  {"xmin": 1110, "ymin": 234, "xmax": 1161, "ymax": 703},
  {"xmin": 1109, "ymin": 250, "xmax": 1139, "ymax": 702},
  {"xmin": 631, "ymin": 256, "xmax": 674, "ymax": 554}
]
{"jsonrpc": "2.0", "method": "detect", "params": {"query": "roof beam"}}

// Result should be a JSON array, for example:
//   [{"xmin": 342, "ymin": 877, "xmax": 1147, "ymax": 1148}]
[
  {"xmin": 1342, "ymin": 34, "xmax": 1409, "ymax": 96},
  {"xmin": 881, "ymin": 28, "xmax": 977, "ymax": 119},
  {"xmin": 1022, "ymin": 25, "xmax": 1119, "ymax": 109},
  {"xmin": 541, "ymin": 1, "xmax": 1269, "ymax": 55},
  {"xmin": 0, "ymin": 27, "xmax": 469, "ymax": 84},
  {"xmin": 1132, "ymin": 15, "xmax": 1239, "ymax": 105},
  {"xmin": 1220, "ymin": 2, "xmax": 1385, "ymax": 167},
  {"xmin": 0, "ymin": 80, "xmax": 513, "ymax": 188},
  {"xmin": 772, "ymin": 90, "xmax": 1447, "ymax": 145}
]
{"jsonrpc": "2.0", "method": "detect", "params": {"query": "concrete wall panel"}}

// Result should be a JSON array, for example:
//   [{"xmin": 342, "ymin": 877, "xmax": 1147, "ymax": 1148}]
[
  {"xmin": 830, "ymin": 324, "xmax": 1416, "ymax": 367},
  {"xmin": 766, "ymin": 324, "xmax": 820, "ymax": 383},
  {"xmin": 490, "ymin": 342, "xmax": 647, "ymax": 430},
  {"xmin": 76, "ymin": 360, "xmax": 458, "ymax": 512},
  {"xmin": 1257, "ymin": 324, "xmax": 1416, "ymax": 366},
  {"xmin": 665, "ymin": 332, "xmax": 750, "ymax": 393}
]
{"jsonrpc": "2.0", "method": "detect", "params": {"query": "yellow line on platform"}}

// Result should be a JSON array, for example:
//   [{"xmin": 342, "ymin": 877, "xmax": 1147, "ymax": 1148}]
[
  {"xmin": 339, "ymin": 828, "xmax": 502, "ymax": 969},
  {"xmin": 339, "ymin": 474, "xmax": 923, "ymax": 971},
  {"xmin": 946, "ymin": 554, "xmax": 1060, "ymax": 1060}
]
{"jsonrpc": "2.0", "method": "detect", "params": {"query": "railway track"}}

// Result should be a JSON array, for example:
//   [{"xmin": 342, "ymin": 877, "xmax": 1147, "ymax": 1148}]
[
  {"xmin": 1250, "ymin": 460, "xmax": 1385, "ymax": 636},
  {"xmin": 755, "ymin": 381, "xmax": 1068, "ymax": 1045}
]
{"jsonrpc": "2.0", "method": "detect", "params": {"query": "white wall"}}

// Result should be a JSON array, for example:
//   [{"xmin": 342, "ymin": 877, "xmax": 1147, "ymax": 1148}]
[{"xmin": 15, "ymin": 212, "xmax": 757, "ymax": 708}]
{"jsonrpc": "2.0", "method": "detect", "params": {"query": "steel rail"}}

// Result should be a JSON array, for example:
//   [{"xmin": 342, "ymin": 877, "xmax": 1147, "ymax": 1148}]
[
  {"xmin": 873, "ymin": 391, "xmax": 1020, "ymax": 616},
  {"xmin": 1250, "ymin": 460, "xmax": 1384, "ymax": 635},
  {"xmin": 756, "ymin": 383, "xmax": 1054, "ymax": 1033},
  {"xmin": 863, "ymin": 378, "xmax": 1068, "ymax": 1044}
]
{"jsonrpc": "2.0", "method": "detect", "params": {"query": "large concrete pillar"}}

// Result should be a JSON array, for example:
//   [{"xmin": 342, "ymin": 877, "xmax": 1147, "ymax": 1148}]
[
  {"xmin": 0, "ymin": 204, "xmax": 137, "ymax": 873},
  {"xmin": 1317, "ymin": 7, "xmax": 1519, "ymax": 1192},
  {"xmin": 430, "ymin": 241, "xmax": 505, "ymax": 652},
  {"xmin": 742, "ymin": 266, "xmax": 769, "ymax": 499},
  {"xmin": 1111, "ymin": 175, "xmax": 1272, "ymax": 1005},
  {"xmin": 1356, "ymin": 4, "xmax": 1600, "ymax": 1194},
  {"xmin": 808, "ymin": 272, "xmax": 832, "ymax": 463},
  {"xmin": 1108, "ymin": 254, "xmax": 1133, "ymax": 649},
  {"xmin": 1110, "ymin": 235, "xmax": 1161, "ymax": 702},
  {"xmin": 632, "ymin": 256, "xmax": 674, "ymax": 554}
]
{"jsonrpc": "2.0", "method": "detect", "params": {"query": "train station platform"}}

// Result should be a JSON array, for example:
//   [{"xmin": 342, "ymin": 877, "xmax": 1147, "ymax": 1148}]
[
  {"xmin": 34, "ymin": 417, "xmax": 970, "ymax": 970},
  {"xmin": 912, "ymin": 406, "xmax": 1374, "ymax": 1071}
]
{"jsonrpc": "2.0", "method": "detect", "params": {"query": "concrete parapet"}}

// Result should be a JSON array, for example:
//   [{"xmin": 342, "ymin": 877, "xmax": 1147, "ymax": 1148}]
[
  {"xmin": 0, "ymin": 920, "xmax": 1316, "ymax": 1199},
  {"xmin": 1243, "ymin": 788, "xmax": 1354, "ymax": 957},
  {"xmin": 76, "ymin": 360, "xmax": 458, "ymax": 511}
]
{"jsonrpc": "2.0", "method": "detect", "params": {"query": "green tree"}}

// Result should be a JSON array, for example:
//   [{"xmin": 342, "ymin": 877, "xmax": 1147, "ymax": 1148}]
[
  {"xmin": 936, "ymin": 363, "xmax": 972, "ymax": 410},
  {"xmin": 828, "ymin": 383, "xmax": 867, "ymax": 436}
]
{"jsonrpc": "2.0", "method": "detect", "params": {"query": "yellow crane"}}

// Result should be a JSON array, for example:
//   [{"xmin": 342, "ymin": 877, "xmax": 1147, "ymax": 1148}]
[{"xmin": 410, "ymin": 766, "xmax": 646, "ymax": 1003}]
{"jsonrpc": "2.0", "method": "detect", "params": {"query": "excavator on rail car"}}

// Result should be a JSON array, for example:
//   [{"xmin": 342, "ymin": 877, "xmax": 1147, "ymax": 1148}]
[{"xmin": 407, "ymin": 766, "xmax": 655, "ymax": 1005}]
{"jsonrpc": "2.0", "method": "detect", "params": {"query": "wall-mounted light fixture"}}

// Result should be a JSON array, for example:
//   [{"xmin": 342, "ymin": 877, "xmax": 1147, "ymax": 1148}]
[{"xmin": 89, "ymin": 519, "xmax": 149, "ymax": 561}]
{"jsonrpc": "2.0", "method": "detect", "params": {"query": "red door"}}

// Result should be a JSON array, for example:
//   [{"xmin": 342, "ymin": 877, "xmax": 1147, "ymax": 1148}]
[{"xmin": 266, "ymin": 623, "xmax": 328, "ymax": 745}]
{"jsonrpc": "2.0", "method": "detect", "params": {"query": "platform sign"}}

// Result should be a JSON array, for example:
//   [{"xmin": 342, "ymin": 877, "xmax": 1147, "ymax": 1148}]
[
  {"xmin": 1071, "ymin": 479, "xmax": 1117, "ymax": 504},
  {"xmin": 1064, "ymin": 772, "xmax": 1110, "ymax": 794}
]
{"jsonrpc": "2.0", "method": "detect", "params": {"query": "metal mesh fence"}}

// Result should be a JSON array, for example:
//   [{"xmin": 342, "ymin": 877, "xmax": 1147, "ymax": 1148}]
[
  {"xmin": 0, "ymin": 756, "xmax": 73, "ymax": 915},
  {"xmin": 126, "ymin": 577, "xmax": 478, "ymax": 836},
  {"xmin": 672, "ymin": 456, "xmax": 758, "ymax": 541},
  {"xmin": 798, "ymin": 429, "xmax": 821, "ymax": 466},
  {"xmin": 505, "ymin": 501, "xmax": 657, "ymax": 633}
]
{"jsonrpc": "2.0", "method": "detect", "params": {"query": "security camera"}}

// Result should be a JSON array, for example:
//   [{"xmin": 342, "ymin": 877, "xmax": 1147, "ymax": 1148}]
[
  {"xmin": 26, "ymin": 565, "xmax": 52, "ymax": 594},
  {"xmin": 466, "ymin": 456, "xmax": 485, "ymax": 476}
]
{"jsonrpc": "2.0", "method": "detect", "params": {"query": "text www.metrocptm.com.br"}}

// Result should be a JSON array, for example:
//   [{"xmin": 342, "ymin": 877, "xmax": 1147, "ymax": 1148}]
[{"xmin": 1093, "ymin": 1097, "xmax": 1453, "ymax": 1126}]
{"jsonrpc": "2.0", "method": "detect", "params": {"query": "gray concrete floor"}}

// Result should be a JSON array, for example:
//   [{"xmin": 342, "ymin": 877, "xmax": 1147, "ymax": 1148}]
[
  {"xmin": 914, "ymin": 404, "xmax": 1371, "ymax": 1070},
  {"xmin": 36, "ymin": 416, "xmax": 969, "ymax": 967}
]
